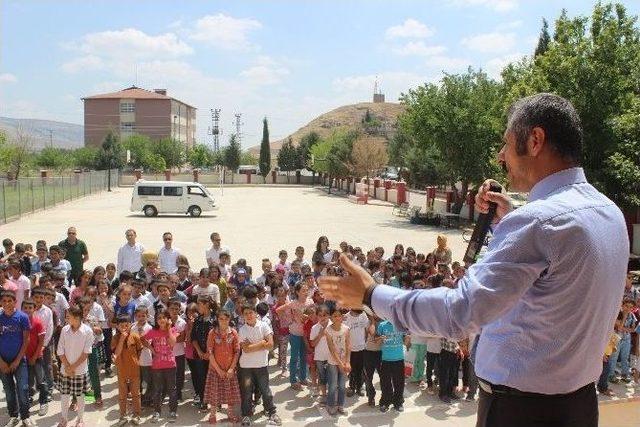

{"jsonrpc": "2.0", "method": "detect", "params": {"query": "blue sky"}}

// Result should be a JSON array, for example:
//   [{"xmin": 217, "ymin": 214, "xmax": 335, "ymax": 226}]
[{"xmin": 1, "ymin": 0, "xmax": 638, "ymax": 147}]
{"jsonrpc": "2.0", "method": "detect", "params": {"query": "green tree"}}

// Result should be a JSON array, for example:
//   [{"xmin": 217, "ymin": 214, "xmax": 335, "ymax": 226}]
[
  {"xmin": 277, "ymin": 138, "xmax": 298, "ymax": 183},
  {"xmin": 72, "ymin": 147, "xmax": 99, "ymax": 169},
  {"xmin": 96, "ymin": 131, "xmax": 125, "ymax": 170},
  {"xmin": 188, "ymin": 144, "xmax": 213, "ymax": 169},
  {"xmin": 122, "ymin": 135, "xmax": 153, "ymax": 169},
  {"xmin": 36, "ymin": 147, "xmax": 71, "ymax": 172},
  {"xmin": 399, "ymin": 68, "xmax": 503, "ymax": 212},
  {"xmin": 503, "ymin": 2, "xmax": 640, "ymax": 208},
  {"xmin": 224, "ymin": 135, "xmax": 241, "ymax": 183},
  {"xmin": 534, "ymin": 18, "xmax": 551, "ymax": 57},
  {"xmin": 259, "ymin": 117, "xmax": 271, "ymax": 182},
  {"xmin": 154, "ymin": 138, "xmax": 185, "ymax": 170},
  {"xmin": 240, "ymin": 151, "xmax": 257, "ymax": 166},
  {"xmin": 350, "ymin": 136, "xmax": 389, "ymax": 192}
]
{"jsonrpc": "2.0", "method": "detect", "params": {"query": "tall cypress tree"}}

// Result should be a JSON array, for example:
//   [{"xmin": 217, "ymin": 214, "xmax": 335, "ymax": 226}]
[
  {"xmin": 534, "ymin": 18, "xmax": 551, "ymax": 57},
  {"xmin": 259, "ymin": 117, "xmax": 271, "ymax": 183}
]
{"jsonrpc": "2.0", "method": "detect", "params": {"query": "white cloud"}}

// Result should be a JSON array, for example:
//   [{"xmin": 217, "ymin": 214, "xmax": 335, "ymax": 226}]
[
  {"xmin": 241, "ymin": 62, "xmax": 290, "ymax": 86},
  {"xmin": 190, "ymin": 14, "xmax": 262, "ymax": 50},
  {"xmin": 484, "ymin": 52, "xmax": 526, "ymax": 79},
  {"xmin": 0, "ymin": 73, "xmax": 17, "ymax": 83},
  {"xmin": 385, "ymin": 19, "xmax": 434, "ymax": 39},
  {"xmin": 496, "ymin": 20, "xmax": 523, "ymax": 31},
  {"xmin": 448, "ymin": 0, "xmax": 518, "ymax": 13},
  {"xmin": 392, "ymin": 41, "xmax": 447, "ymax": 57},
  {"xmin": 61, "ymin": 55, "xmax": 104, "ymax": 73},
  {"xmin": 461, "ymin": 31, "xmax": 516, "ymax": 53},
  {"xmin": 69, "ymin": 28, "xmax": 192, "ymax": 59}
]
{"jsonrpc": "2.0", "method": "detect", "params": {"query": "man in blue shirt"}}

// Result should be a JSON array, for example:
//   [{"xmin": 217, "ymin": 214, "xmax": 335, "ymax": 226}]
[
  {"xmin": 0, "ymin": 290, "xmax": 32, "ymax": 426},
  {"xmin": 319, "ymin": 94, "xmax": 629, "ymax": 427}
]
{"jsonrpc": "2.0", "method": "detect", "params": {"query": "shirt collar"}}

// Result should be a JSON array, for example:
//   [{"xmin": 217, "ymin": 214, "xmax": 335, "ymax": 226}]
[{"xmin": 528, "ymin": 167, "xmax": 587, "ymax": 202}]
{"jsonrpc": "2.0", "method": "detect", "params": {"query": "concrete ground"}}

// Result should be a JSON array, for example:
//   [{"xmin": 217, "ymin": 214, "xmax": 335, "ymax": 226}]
[
  {"xmin": 1, "ymin": 185, "xmax": 472, "ymax": 272},
  {"xmin": 0, "ymin": 185, "xmax": 638, "ymax": 426}
]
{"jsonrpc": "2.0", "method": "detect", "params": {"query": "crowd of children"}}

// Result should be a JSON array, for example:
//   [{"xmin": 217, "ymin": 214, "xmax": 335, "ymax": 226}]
[{"xmin": 0, "ymin": 232, "xmax": 638, "ymax": 427}]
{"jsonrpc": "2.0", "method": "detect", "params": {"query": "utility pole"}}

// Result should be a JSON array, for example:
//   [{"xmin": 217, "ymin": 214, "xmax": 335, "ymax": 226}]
[
  {"xmin": 207, "ymin": 108, "xmax": 221, "ymax": 152},
  {"xmin": 234, "ymin": 113, "xmax": 243, "ymax": 150},
  {"xmin": 48, "ymin": 129, "xmax": 53, "ymax": 147}
]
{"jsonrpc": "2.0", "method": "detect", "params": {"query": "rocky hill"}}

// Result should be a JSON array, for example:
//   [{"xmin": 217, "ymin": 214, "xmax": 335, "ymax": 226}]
[
  {"xmin": 248, "ymin": 101, "xmax": 405, "ymax": 156},
  {"xmin": 0, "ymin": 117, "xmax": 83, "ymax": 150}
]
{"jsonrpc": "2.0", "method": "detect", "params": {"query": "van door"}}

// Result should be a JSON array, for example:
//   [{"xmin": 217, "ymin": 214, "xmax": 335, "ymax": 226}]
[
  {"xmin": 162, "ymin": 185, "xmax": 185, "ymax": 213},
  {"xmin": 136, "ymin": 185, "xmax": 163, "ymax": 211},
  {"xmin": 186, "ymin": 185, "xmax": 209, "ymax": 210}
]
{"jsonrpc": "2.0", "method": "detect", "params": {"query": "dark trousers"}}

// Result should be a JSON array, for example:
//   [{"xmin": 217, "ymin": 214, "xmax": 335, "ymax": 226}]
[
  {"xmin": 348, "ymin": 350, "xmax": 364, "ymax": 392},
  {"xmin": 191, "ymin": 359, "xmax": 209, "ymax": 400},
  {"xmin": 102, "ymin": 328, "xmax": 113, "ymax": 372},
  {"xmin": 186, "ymin": 358, "xmax": 198, "ymax": 399},
  {"xmin": 42, "ymin": 345, "xmax": 54, "ymax": 391},
  {"xmin": 28, "ymin": 358, "xmax": 49, "ymax": 405},
  {"xmin": 175, "ymin": 355, "xmax": 185, "ymax": 399},
  {"xmin": 438, "ymin": 349, "xmax": 459, "ymax": 397},
  {"xmin": 140, "ymin": 366, "xmax": 153, "ymax": 404},
  {"xmin": 379, "ymin": 360, "xmax": 404, "ymax": 407},
  {"xmin": 476, "ymin": 382, "xmax": 598, "ymax": 427},
  {"xmin": 0, "ymin": 358, "xmax": 29, "ymax": 420},
  {"xmin": 363, "ymin": 350, "xmax": 381, "ymax": 400},
  {"xmin": 152, "ymin": 367, "xmax": 177, "ymax": 413},
  {"xmin": 238, "ymin": 367, "xmax": 275, "ymax": 417},
  {"xmin": 597, "ymin": 361, "xmax": 609, "ymax": 392},
  {"xmin": 462, "ymin": 357, "xmax": 478, "ymax": 398},
  {"xmin": 426, "ymin": 351, "xmax": 439, "ymax": 387}
]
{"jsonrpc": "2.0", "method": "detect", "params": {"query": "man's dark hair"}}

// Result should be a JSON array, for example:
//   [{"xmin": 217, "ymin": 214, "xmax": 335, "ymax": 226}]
[
  {"xmin": 242, "ymin": 285, "xmax": 258, "ymax": 300},
  {"xmin": 256, "ymin": 302, "xmax": 269, "ymax": 317},
  {"xmin": 49, "ymin": 245, "xmax": 61, "ymax": 254},
  {"xmin": 115, "ymin": 314, "xmax": 132, "ymax": 324},
  {"xmin": 1, "ymin": 289, "xmax": 16, "ymax": 300},
  {"xmin": 507, "ymin": 93, "xmax": 583, "ymax": 164},
  {"xmin": 2, "ymin": 238, "xmax": 13, "ymax": 247},
  {"xmin": 119, "ymin": 270, "xmax": 134, "ymax": 282}
]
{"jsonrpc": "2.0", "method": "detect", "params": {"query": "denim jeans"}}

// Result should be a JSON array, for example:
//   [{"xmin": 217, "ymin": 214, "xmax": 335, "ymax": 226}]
[
  {"xmin": 608, "ymin": 337, "xmax": 631, "ymax": 378},
  {"xmin": 28, "ymin": 358, "xmax": 49, "ymax": 404},
  {"xmin": 326, "ymin": 364, "xmax": 346, "ymax": 408},
  {"xmin": 238, "ymin": 367, "xmax": 275, "ymax": 417},
  {"xmin": 597, "ymin": 361, "xmax": 609, "ymax": 391},
  {"xmin": 42, "ymin": 344, "xmax": 54, "ymax": 391},
  {"xmin": 289, "ymin": 334, "xmax": 307, "ymax": 384},
  {"xmin": 0, "ymin": 357, "xmax": 30, "ymax": 420},
  {"xmin": 316, "ymin": 360, "xmax": 329, "ymax": 386}
]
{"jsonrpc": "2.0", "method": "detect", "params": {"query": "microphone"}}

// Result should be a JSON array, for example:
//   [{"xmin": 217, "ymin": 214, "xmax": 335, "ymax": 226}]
[{"xmin": 463, "ymin": 182, "xmax": 503, "ymax": 265}]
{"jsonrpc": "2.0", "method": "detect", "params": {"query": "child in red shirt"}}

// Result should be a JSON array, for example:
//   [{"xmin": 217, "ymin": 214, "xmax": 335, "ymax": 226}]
[
  {"xmin": 303, "ymin": 306, "xmax": 319, "ymax": 397},
  {"xmin": 22, "ymin": 298, "xmax": 49, "ymax": 414}
]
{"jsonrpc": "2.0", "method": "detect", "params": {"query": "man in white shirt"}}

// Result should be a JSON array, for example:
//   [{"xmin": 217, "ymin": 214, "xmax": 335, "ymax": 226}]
[
  {"xmin": 117, "ymin": 229, "xmax": 145, "ymax": 274},
  {"xmin": 158, "ymin": 232, "xmax": 180, "ymax": 274},
  {"xmin": 205, "ymin": 232, "xmax": 229, "ymax": 267}
]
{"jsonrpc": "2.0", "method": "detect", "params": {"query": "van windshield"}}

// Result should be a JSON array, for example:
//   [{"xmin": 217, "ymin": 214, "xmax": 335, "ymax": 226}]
[{"xmin": 187, "ymin": 185, "xmax": 211, "ymax": 197}]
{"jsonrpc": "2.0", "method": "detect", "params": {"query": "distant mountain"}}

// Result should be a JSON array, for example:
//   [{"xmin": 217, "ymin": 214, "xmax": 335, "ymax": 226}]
[
  {"xmin": 247, "ymin": 101, "xmax": 405, "ymax": 157},
  {"xmin": 0, "ymin": 117, "xmax": 83, "ymax": 150}
]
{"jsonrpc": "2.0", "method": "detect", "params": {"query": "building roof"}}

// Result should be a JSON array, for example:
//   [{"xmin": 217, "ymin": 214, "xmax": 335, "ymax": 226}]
[{"xmin": 82, "ymin": 86, "xmax": 196, "ymax": 108}]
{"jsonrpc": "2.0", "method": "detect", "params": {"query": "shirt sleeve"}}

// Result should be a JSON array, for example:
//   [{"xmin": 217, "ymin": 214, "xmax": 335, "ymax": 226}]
[
  {"xmin": 83, "ymin": 328, "xmax": 94, "ymax": 354},
  {"xmin": 21, "ymin": 313, "xmax": 31, "ymax": 331},
  {"xmin": 372, "ymin": 211, "xmax": 550, "ymax": 340},
  {"xmin": 57, "ymin": 329, "xmax": 66, "ymax": 356}
]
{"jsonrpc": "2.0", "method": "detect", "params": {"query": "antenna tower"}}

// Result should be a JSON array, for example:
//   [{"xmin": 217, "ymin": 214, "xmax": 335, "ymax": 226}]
[
  {"xmin": 207, "ymin": 109, "xmax": 221, "ymax": 152},
  {"xmin": 234, "ymin": 113, "xmax": 243, "ymax": 149}
]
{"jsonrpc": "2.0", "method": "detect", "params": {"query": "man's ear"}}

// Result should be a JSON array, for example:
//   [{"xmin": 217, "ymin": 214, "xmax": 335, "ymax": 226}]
[{"xmin": 528, "ymin": 127, "xmax": 546, "ymax": 157}]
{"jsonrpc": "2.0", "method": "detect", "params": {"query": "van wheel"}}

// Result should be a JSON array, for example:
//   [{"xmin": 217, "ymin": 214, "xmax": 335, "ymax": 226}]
[
  {"xmin": 143, "ymin": 205, "xmax": 157, "ymax": 217},
  {"xmin": 189, "ymin": 205, "xmax": 202, "ymax": 217}
]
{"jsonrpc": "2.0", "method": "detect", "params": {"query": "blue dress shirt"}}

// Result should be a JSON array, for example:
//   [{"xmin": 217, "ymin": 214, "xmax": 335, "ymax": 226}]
[{"xmin": 372, "ymin": 168, "xmax": 629, "ymax": 394}]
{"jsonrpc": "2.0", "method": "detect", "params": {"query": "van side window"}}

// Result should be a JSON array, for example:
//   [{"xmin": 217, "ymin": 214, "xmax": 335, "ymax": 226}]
[
  {"xmin": 163, "ymin": 186, "xmax": 183, "ymax": 196},
  {"xmin": 188, "ymin": 186, "xmax": 205, "ymax": 196},
  {"xmin": 138, "ymin": 186, "xmax": 162, "ymax": 196}
]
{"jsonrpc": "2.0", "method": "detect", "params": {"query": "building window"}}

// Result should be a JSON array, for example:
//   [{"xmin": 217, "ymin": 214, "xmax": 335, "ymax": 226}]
[
  {"xmin": 120, "ymin": 122, "xmax": 135, "ymax": 132},
  {"xmin": 163, "ymin": 186, "xmax": 183, "ymax": 197},
  {"xmin": 120, "ymin": 103, "xmax": 135, "ymax": 113}
]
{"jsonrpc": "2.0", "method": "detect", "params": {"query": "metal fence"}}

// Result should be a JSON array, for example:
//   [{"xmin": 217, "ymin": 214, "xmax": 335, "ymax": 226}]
[{"xmin": 0, "ymin": 169, "xmax": 119, "ymax": 224}]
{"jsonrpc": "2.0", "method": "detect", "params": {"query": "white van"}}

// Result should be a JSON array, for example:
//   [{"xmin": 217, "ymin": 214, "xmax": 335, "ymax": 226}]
[{"xmin": 130, "ymin": 181, "xmax": 216, "ymax": 217}]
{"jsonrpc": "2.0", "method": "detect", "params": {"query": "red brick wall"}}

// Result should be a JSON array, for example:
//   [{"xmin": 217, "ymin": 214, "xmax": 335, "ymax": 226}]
[
  {"xmin": 136, "ymin": 99, "xmax": 171, "ymax": 141},
  {"xmin": 84, "ymin": 99, "xmax": 120, "ymax": 147}
]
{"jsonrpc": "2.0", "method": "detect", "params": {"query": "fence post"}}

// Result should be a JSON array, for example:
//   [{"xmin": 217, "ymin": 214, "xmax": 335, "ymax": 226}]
[
  {"xmin": 17, "ymin": 180, "xmax": 21, "ymax": 216},
  {"xmin": 31, "ymin": 179, "xmax": 35, "ymax": 212},
  {"xmin": 2, "ymin": 181, "xmax": 6, "ymax": 223},
  {"xmin": 42, "ymin": 179, "xmax": 45, "ymax": 210}
]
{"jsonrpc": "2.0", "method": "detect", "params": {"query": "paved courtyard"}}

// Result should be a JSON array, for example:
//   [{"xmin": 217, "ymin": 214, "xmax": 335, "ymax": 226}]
[{"xmin": 0, "ymin": 185, "xmax": 638, "ymax": 426}]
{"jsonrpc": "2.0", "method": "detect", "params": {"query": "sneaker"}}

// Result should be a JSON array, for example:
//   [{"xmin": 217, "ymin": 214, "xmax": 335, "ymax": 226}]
[
  {"xmin": 439, "ymin": 395, "xmax": 451, "ymax": 404},
  {"xmin": 327, "ymin": 407, "xmax": 337, "ymax": 416},
  {"xmin": 267, "ymin": 413, "xmax": 282, "ymax": 426},
  {"xmin": 151, "ymin": 412, "xmax": 161, "ymax": 423},
  {"xmin": 192, "ymin": 396, "xmax": 201, "ymax": 406},
  {"xmin": 367, "ymin": 397, "xmax": 375, "ymax": 407},
  {"xmin": 621, "ymin": 376, "xmax": 632, "ymax": 384},
  {"xmin": 319, "ymin": 397, "xmax": 327, "ymax": 407},
  {"xmin": 115, "ymin": 417, "xmax": 128, "ymax": 427},
  {"xmin": 3, "ymin": 418, "xmax": 19, "ymax": 427},
  {"xmin": 168, "ymin": 412, "xmax": 177, "ymax": 423},
  {"xmin": 336, "ymin": 407, "xmax": 347, "ymax": 415},
  {"xmin": 465, "ymin": 394, "xmax": 476, "ymax": 401},
  {"xmin": 56, "ymin": 421, "xmax": 67, "ymax": 427},
  {"xmin": 394, "ymin": 405, "xmax": 404, "ymax": 412},
  {"xmin": 105, "ymin": 369, "xmax": 114, "ymax": 378},
  {"xmin": 74, "ymin": 422, "xmax": 85, "ymax": 427},
  {"xmin": 379, "ymin": 405, "xmax": 389, "ymax": 413},
  {"xmin": 38, "ymin": 403, "xmax": 49, "ymax": 416},
  {"xmin": 241, "ymin": 416, "xmax": 251, "ymax": 426},
  {"xmin": 449, "ymin": 393, "xmax": 460, "ymax": 401},
  {"xmin": 357, "ymin": 389, "xmax": 365, "ymax": 396},
  {"xmin": 609, "ymin": 376, "xmax": 620, "ymax": 384},
  {"xmin": 131, "ymin": 417, "xmax": 142, "ymax": 426},
  {"xmin": 21, "ymin": 420, "xmax": 36, "ymax": 427},
  {"xmin": 346, "ymin": 389, "xmax": 355, "ymax": 397}
]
